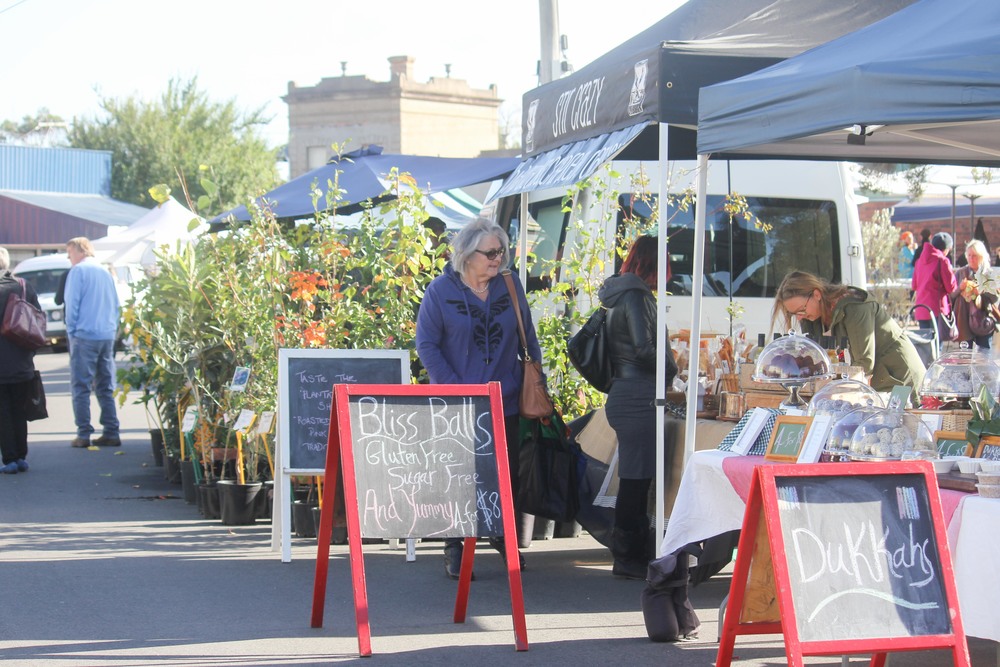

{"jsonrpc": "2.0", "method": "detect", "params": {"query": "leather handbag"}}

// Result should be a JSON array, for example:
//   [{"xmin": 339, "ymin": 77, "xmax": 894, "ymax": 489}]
[
  {"xmin": 502, "ymin": 271, "xmax": 554, "ymax": 419},
  {"xmin": 566, "ymin": 305, "xmax": 613, "ymax": 393},
  {"xmin": 1, "ymin": 278, "xmax": 47, "ymax": 350},
  {"xmin": 968, "ymin": 303, "xmax": 999, "ymax": 337}
]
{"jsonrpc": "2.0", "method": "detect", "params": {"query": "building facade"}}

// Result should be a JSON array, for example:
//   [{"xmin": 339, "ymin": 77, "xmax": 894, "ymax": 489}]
[{"xmin": 284, "ymin": 56, "xmax": 503, "ymax": 178}]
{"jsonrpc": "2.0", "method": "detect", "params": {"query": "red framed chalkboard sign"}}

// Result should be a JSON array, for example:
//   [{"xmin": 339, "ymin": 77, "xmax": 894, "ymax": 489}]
[
  {"xmin": 717, "ymin": 461, "xmax": 970, "ymax": 667},
  {"xmin": 310, "ymin": 381, "xmax": 527, "ymax": 657}
]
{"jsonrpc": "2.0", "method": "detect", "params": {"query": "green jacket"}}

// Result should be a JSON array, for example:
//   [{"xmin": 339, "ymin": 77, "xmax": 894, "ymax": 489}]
[{"xmin": 801, "ymin": 288, "xmax": 926, "ymax": 394}]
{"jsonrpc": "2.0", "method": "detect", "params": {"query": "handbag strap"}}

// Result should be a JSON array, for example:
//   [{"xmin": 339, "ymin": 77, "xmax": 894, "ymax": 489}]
[{"xmin": 501, "ymin": 270, "xmax": 531, "ymax": 360}]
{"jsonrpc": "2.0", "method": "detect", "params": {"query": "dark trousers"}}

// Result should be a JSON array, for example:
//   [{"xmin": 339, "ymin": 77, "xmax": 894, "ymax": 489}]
[
  {"xmin": 615, "ymin": 477, "xmax": 652, "ymax": 534},
  {"xmin": 0, "ymin": 383, "xmax": 28, "ymax": 464}
]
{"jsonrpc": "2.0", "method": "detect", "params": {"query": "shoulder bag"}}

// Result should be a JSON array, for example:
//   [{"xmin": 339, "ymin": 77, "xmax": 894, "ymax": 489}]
[
  {"xmin": 502, "ymin": 271, "xmax": 554, "ymax": 420},
  {"xmin": 1, "ymin": 278, "xmax": 47, "ymax": 350},
  {"xmin": 566, "ymin": 305, "xmax": 613, "ymax": 393}
]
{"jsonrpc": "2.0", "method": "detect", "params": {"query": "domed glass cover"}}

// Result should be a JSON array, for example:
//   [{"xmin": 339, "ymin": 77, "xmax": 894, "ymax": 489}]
[
  {"xmin": 920, "ymin": 347, "xmax": 1000, "ymax": 398},
  {"xmin": 753, "ymin": 333, "xmax": 832, "ymax": 384},
  {"xmin": 808, "ymin": 378, "xmax": 885, "ymax": 418},
  {"xmin": 847, "ymin": 409, "xmax": 936, "ymax": 461},
  {"xmin": 826, "ymin": 406, "xmax": 883, "ymax": 454}
]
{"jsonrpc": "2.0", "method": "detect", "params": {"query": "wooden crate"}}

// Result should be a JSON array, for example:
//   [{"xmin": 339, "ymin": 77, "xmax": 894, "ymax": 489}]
[{"xmin": 745, "ymin": 390, "xmax": 788, "ymax": 410}]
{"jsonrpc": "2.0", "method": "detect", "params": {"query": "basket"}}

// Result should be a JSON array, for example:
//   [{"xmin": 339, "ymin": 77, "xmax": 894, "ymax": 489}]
[{"xmin": 909, "ymin": 408, "xmax": 974, "ymax": 433}]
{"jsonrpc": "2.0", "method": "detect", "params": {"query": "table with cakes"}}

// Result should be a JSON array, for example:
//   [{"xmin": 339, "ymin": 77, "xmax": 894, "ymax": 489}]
[{"xmin": 664, "ymin": 333, "xmax": 1000, "ymax": 643}]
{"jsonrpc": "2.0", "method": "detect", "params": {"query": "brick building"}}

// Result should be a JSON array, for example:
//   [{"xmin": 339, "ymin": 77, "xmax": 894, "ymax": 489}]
[{"xmin": 284, "ymin": 56, "xmax": 503, "ymax": 179}]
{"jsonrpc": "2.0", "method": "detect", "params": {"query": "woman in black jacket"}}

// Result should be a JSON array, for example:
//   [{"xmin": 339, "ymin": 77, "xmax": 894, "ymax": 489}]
[
  {"xmin": 0, "ymin": 247, "xmax": 41, "ymax": 474},
  {"xmin": 597, "ymin": 236, "xmax": 677, "ymax": 579}
]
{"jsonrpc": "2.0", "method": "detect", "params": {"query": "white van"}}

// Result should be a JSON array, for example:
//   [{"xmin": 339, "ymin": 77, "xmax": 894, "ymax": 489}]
[
  {"xmin": 12, "ymin": 253, "xmax": 71, "ymax": 348},
  {"xmin": 488, "ymin": 159, "xmax": 866, "ymax": 338}
]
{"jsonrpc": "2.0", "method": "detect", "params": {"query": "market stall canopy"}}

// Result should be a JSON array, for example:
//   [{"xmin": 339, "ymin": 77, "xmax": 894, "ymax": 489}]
[
  {"xmin": 892, "ymin": 197, "xmax": 1000, "ymax": 225},
  {"xmin": 696, "ymin": 0, "xmax": 1000, "ymax": 166},
  {"xmin": 493, "ymin": 0, "xmax": 916, "ymax": 199},
  {"xmin": 92, "ymin": 196, "xmax": 205, "ymax": 268},
  {"xmin": 210, "ymin": 145, "xmax": 518, "ymax": 229}
]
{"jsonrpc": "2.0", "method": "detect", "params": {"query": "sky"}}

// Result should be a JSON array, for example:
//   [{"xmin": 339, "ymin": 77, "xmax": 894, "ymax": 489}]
[{"xmin": 0, "ymin": 0, "xmax": 680, "ymax": 149}]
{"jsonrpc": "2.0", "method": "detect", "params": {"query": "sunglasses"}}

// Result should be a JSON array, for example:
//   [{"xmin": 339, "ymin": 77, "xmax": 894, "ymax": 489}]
[{"xmin": 474, "ymin": 247, "xmax": 506, "ymax": 261}]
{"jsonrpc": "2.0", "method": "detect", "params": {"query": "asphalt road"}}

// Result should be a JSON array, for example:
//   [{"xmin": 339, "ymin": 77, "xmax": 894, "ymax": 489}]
[{"xmin": 0, "ymin": 349, "xmax": 995, "ymax": 666}]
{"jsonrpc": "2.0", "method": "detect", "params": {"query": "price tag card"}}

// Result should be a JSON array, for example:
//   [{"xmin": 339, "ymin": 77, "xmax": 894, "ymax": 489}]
[
  {"xmin": 257, "ymin": 411, "xmax": 275, "ymax": 435},
  {"xmin": 233, "ymin": 409, "xmax": 256, "ymax": 433},
  {"xmin": 230, "ymin": 366, "xmax": 251, "ymax": 392},
  {"xmin": 181, "ymin": 406, "xmax": 198, "ymax": 434}
]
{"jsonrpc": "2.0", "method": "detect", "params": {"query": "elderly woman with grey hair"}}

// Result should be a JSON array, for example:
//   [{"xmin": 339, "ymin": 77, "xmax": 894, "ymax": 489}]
[
  {"xmin": 416, "ymin": 217, "xmax": 542, "ymax": 579},
  {"xmin": 0, "ymin": 247, "xmax": 41, "ymax": 474}
]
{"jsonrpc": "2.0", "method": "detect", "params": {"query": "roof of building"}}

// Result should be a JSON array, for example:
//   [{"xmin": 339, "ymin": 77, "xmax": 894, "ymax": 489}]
[{"xmin": 0, "ymin": 190, "xmax": 149, "ymax": 227}]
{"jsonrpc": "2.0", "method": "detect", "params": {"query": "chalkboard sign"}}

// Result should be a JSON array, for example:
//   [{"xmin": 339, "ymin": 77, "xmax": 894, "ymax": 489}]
[
  {"xmin": 343, "ymin": 390, "xmax": 504, "ymax": 539},
  {"xmin": 775, "ymin": 473, "xmax": 950, "ymax": 641},
  {"xmin": 278, "ymin": 349, "xmax": 409, "ymax": 472},
  {"xmin": 717, "ymin": 462, "xmax": 969, "ymax": 667}
]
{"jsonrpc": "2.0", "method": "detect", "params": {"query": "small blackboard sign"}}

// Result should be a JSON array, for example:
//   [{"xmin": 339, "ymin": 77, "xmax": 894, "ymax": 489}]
[
  {"xmin": 717, "ymin": 462, "xmax": 969, "ymax": 667},
  {"xmin": 774, "ymin": 473, "xmax": 950, "ymax": 641},
  {"xmin": 345, "ymin": 391, "xmax": 503, "ymax": 539},
  {"xmin": 278, "ymin": 349, "xmax": 409, "ymax": 472}
]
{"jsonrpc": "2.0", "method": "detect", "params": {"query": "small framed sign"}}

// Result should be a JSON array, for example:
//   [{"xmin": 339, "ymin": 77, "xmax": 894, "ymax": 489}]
[
  {"xmin": 935, "ymin": 430, "xmax": 972, "ymax": 458},
  {"xmin": 975, "ymin": 435, "xmax": 1000, "ymax": 461},
  {"xmin": 797, "ymin": 414, "xmax": 833, "ymax": 464},
  {"xmin": 731, "ymin": 408, "xmax": 772, "ymax": 456},
  {"xmin": 764, "ymin": 415, "xmax": 813, "ymax": 462}
]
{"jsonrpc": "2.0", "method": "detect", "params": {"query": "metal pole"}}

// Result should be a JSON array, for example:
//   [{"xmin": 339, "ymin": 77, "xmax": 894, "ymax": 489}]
[{"xmin": 950, "ymin": 185, "xmax": 958, "ymax": 264}]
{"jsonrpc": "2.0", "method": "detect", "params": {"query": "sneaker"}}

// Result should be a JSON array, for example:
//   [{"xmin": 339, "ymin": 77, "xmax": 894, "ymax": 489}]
[
  {"xmin": 71, "ymin": 437, "xmax": 91, "ymax": 448},
  {"xmin": 93, "ymin": 435, "xmax": 121, "ymax": 447},
  {"xmin": 15, "ymin": 459, "xmax": 28, "ymax": 472},
  {"xmin": 0, "ymin": 462, "xmax": 17, "ymax": 474}
]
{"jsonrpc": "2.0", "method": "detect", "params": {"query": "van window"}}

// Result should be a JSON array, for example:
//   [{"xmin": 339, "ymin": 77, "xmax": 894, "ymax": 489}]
[
  {"xmin": 509, "ymin": 198, "xmax": 569, "ymax": 292},
  {"xmin": 622, "ymin": 195, "xmax": 840, "ymax": 299},
  {"xmin": 17, "ymin": 268, "xmax": 67, "ymax": 295}
]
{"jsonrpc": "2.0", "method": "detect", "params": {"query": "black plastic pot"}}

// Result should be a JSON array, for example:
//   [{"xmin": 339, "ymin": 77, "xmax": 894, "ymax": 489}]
[
  {"xmin": 149, "ymin": 430, "xmax": 164, "ymax": 467},
  {"xmin": 199, "ymin": 482, "xmax": 220, "ymax": 519},
  {"xmin": 254, "ymin": 480, "xmax": 274, "ymax": 521},
  {"xmin": 292, "ymin": 500, "xmax": 318, "ymax": 537},
  {"xmin": 179, "ymin": 459, "xmax": 198, "ymax": 504},
  {"xmin": 164, "ymin": 456, "xmax": 182, "ymax": 485},
  {"xmin": 217, "ymin": 481, "xmax": 262, "ymax": 526}
]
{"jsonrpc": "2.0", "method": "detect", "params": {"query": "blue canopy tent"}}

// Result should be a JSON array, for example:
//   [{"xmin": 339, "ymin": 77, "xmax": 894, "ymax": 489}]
[
  {"xmin": 696, "ymin": 0, "xmax": 1000, "ymax": 165},
  {"xmin": 211, "ymin": 145, "xmax": 519, "ymax": 228}
]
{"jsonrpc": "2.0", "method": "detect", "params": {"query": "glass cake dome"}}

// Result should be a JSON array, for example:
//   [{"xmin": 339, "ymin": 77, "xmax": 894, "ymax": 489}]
[
  {"xmin": 808, "ymin": 378, "xmax": 885, "ymax": 419},
  {"xmin": 920, "ymin": 347, "xmax": 1000, "ymax": 399},
  {"xmin": 753, "ymin": 333, "xmax": 832, "ymax": 384},
  {"xmin": 847, "ymin": 409, "xmax": 936, "ymax": 461},
  {"xmin": 826, "ymin": 406, "xmax": 884, "ymax": 459}
]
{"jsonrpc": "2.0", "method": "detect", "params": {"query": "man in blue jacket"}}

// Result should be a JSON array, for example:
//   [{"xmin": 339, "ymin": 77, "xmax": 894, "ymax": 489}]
[{"xmin": 65, "ymin": 237, "xmax": 121, "ymax": 448}]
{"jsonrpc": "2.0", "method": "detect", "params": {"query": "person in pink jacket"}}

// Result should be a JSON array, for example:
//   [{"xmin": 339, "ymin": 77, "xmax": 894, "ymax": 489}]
[{"xmin": 912, "ymin": 232, "xmax": 958, "ymax": 341}]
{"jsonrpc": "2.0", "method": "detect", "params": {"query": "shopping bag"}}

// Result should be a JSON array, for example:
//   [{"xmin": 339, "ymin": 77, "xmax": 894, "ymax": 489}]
[{"xmin": 517, "ymin": 414, "xmax": 582, "ymax": 523}]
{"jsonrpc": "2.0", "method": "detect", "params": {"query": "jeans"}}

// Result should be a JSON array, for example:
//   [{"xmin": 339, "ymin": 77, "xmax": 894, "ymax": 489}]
[{"xmin": 69, "ymin": 337, "xmax": 119, "ymax": 439}]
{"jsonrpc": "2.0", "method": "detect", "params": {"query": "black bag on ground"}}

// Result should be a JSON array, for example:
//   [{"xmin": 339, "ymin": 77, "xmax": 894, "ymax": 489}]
[
  {"xmin": 641, "ymin": 550, "xmax": 702, "ymax": 642},
  {"xmin": 567, "ymin": 306, "xmax": 612, "ymax": 393},
  {"xmin": 23, "ymin": 370, "xmax": 48, "ymax": 421},
  {"xmin": 517, "ymin": 414, "xmax": 582, "ymax": 523}
]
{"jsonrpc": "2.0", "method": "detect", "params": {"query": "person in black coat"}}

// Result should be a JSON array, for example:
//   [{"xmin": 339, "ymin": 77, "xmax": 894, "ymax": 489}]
[
  {"xmin": 0, "ymin": 247, "xmax": 41, "ymax": 474},
  {"xmin": 597, "ymin": 236, "xmax": 678, "ymax": 579}
]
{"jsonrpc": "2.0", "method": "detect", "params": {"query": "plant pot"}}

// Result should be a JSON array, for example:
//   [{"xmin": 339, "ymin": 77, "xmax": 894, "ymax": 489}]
[
  {"xmin": 179, "ymin": 459, "xmax": 198, "ymax": 504},
  {"xmin": 254, "ymin": 480, "xmax": 274, "ymax": 521},
  {"xmin": 217, "ymin": 480, "xmax": 262, "ymax": 526},
  {"xmin": 149, "ymin": 429, "xmax": 164, "ymax": 467},
  {"xmin": 292, "ymin": 500, "xmax": 317, "ymax": 537},
  {"xmin": 555, "ymin": 521, "xmax": 582, "ymax": 538},
  {"xmin": 198, "ymin": 482, "xmax": 220, "ymax": 519},
  {"xmin": 311, "ymin": 506, "xmax": 348, "ymax": 544},
  {"xmin": 164, "ymin": 456, "xmax": 182, "ymax": 485}
]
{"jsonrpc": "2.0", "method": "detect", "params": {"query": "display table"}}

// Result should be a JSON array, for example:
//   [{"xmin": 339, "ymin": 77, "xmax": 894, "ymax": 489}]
[{"xmin": 662, "ymin": 450, "xmax": 996, "ymax": 642}]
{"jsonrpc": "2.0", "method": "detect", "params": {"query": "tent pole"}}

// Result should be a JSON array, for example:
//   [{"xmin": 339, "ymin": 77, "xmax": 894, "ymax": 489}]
[
  {"xmin": 684, "ymin": 156, "xmax": 709, "ymax": 465},
  {"xmin": 520, "ymin": 192, "xmax": 529, "ymax": 285},
  {"xmin": 654, "ymin": 123, "xmax": 670, "ymax": 558}
]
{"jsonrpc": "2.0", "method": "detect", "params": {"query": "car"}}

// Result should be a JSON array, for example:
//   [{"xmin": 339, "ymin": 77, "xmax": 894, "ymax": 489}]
[{"xmin": 12, "ymin": 253, "xmax": 71, "ymax": 349}]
